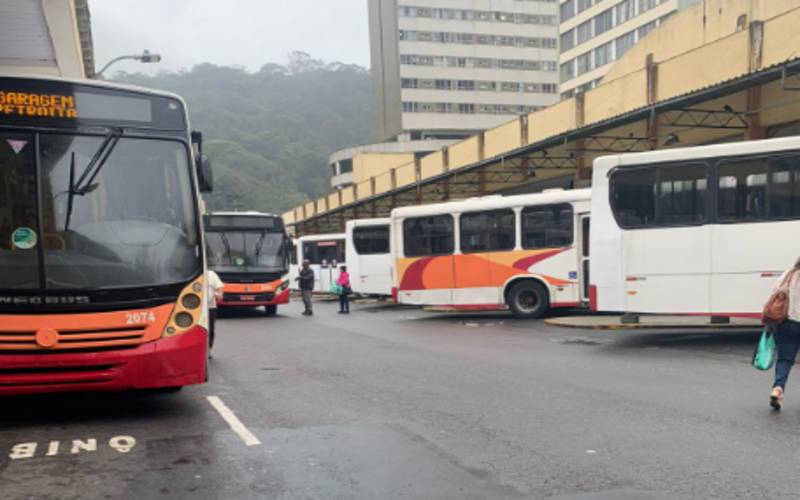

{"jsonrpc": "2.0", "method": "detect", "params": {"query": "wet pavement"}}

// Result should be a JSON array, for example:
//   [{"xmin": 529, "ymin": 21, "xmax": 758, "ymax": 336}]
[{"xmin": 0, "ymin": 300, "xmax": 797, "ymax": 499}]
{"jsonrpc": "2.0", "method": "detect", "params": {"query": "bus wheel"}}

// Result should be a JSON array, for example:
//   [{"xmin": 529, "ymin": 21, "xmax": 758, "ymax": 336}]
[
  {"xmin": 507, "ymin": 281, "xmax": 549, "ymax": 319},
  {"xmin": 264, "ymin": 305, "xmax": 277, "ymax": 316}
]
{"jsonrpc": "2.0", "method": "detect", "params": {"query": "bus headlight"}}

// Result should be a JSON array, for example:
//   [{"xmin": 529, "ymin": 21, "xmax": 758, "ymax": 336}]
[
  {"xmin": 163, "ymin": 276, "xmax": 204, "ymax": 337},
  {"xmin": 182, "ymin": 293, "xmax": 202, "ymax": 309}
]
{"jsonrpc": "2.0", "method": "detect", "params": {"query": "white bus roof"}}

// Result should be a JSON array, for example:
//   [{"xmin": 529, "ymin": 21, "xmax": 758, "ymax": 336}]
[
  {"xmin": 593, "ymin": 136, "xmax": 800, "ymax": 176},
  {"xmin": 346, "ymin": 217, "xmax": 390, "ymax": 229},
  {"xmin": 391, "ymin": 189, "xmax": 591, "ymax": 219},
  {"xmin": 297, "ymin": 232, "xmax": 345, "ymax": 242}
]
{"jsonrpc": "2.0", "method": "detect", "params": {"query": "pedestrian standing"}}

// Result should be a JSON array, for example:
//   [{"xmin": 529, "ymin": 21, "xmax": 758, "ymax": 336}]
[
  {"xmin": 296, "ymin": 259, "xmax": 315, "ymax": 316},
  {"xmin": 767, "ymin": 256, "xmax": 800, "ymax": 409},
  {"xmin": 337, "ymin": 265, "xmax": 351, "ymax": 314},
  {"xmin": 207, "ymin": 269, "xmax": 224, "ymax": 354}
]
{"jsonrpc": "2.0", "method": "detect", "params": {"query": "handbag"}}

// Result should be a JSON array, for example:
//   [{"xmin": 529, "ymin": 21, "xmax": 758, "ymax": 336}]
[
  {"xmin": 330, "ymin": 283, "xmax": 343, "ymax": 296},
  {"xmin": 763, "ymin": 270, "xmax": 795, "ymax": 326},
  {"xmin": 752, "ymin": 329, "xmax": 777, "ymax": 371}
]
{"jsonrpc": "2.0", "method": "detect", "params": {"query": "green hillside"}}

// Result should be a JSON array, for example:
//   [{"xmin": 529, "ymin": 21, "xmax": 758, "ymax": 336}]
[{"xmin": 112, "ymin": 52, "xmax": 372, "ymax": 214}]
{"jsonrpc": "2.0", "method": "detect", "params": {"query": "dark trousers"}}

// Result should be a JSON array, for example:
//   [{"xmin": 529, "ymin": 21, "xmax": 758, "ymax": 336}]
[
  {"xmin": 339, "ymin": 292, "xmax": 350, "ymax": 312},
  {"xmin": 209, "ymin": 308, "xmax": 217, "ymax": 349},
  {"xmin": 774, "ymin": 319, "xmax": 800, "ymax": 389}
]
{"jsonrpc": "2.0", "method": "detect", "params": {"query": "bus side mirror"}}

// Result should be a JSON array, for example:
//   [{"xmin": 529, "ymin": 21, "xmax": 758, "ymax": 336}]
[{"xmin": 197, "ymin": 154, "xmax": 213, "ymax": 193}]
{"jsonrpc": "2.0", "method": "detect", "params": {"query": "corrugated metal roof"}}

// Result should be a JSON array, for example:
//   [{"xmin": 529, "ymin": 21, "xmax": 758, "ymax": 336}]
[{"xmin": 0, "ymin": 0, "xmax": 56, "ymax": 67}]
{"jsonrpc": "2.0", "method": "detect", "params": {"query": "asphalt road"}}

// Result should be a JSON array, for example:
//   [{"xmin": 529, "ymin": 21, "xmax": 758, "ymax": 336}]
[{"xmin": 1, "ymin": 300, "xmax": 798, "ymax": 500}]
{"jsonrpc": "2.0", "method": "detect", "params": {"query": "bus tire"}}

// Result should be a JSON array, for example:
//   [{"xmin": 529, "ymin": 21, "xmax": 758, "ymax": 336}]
[
  {"xmin": 506, "ymin": 281, "xmax": 549, "ymax": 319},
  {"xmin": 264, "ymin": 305, "xmax": 277, "ymax": 316}
]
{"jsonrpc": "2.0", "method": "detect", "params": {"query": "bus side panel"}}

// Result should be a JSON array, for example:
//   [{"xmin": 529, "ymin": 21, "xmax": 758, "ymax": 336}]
[
  {"xmin": 590, "ymin": 161, "xmax": 626, "ymax": 312},
  {"xmin": 710, "ymin": 221, "xmax": 800, "ymax": 316},
  {"xmin": 396, "ymin": 256, "xmax": 454, "ymax": 305},
  {"xmin": 623, "ymin": 226, "xmax": 711, "ymax": 314},
  {"xmin": 354, "ymin": 253, "xmax": 393, "ymax": 295}
]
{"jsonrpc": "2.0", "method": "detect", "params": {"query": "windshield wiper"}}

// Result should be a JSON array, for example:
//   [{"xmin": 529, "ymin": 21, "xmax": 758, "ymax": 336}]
[
  {"xmin": 253, "ymin": 231, "xmax": 267, "ymax": 260},
  {"xmin": 64, "ymin": 128, "xmax": 123, "ymax": 231},
  {"xmin": 219, "ymin": 231, "xmax": 233, "ymax": 264}
]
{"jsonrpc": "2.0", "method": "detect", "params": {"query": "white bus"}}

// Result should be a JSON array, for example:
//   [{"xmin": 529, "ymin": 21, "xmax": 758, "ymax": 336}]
[
  {"xmin": 590, "ymin": 137, "xmax": 800, "ymax": 317},
  {"xmin": 390, "ymin": 190, "xmax": 591, "ymax": 318},
  {"xmin": 346, "ymin": 218, "xmax": 392, "ymax": 296},
  {"xmin": 289, "ymin": 233, "xmax": 346, "ymax": 293}
]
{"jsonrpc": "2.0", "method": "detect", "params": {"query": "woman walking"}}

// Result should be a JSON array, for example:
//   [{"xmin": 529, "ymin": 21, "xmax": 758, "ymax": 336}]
[
  {"xmin": 768, "ymin": 256, "xmax": 800, "ymax": 410},
  {"xmin": 337, "ymin": 265, "xmax": 351, "ymax": 314}
]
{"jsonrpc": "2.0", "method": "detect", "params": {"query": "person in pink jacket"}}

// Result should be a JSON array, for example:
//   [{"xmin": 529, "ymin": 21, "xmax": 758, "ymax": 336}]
[
  {"xmin": 336, "ymin": 265, "xmax": 351, "ymax": 314},
  {"xmin": 770, "ymin": 256, "xmax": 800, "ymax": 410}
]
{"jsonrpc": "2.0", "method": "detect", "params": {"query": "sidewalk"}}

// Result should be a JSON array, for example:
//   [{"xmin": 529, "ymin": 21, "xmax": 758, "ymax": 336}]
[{"xmin": 545, "ymin": 315, "xmax": 763, "ymax": 330}]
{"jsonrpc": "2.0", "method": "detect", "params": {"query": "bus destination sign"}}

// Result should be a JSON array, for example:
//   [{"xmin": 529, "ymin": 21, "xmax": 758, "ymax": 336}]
[{"xmin": 0, "ymin": 91, "xmax": 77, "ymax": 119}]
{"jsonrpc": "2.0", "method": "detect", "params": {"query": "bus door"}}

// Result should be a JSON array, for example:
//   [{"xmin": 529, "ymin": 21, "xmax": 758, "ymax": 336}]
[
  {"xmin": 578, "ymin": 214, "xmax": 590, "ymax": 303},
  {"xmin": 316, "ymin": 240, "xmax": 343, "ymax": 292}
]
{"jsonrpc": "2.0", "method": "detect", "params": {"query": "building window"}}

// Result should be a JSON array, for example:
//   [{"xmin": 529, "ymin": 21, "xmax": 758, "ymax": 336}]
[
  {"xmin": 576, "ymin": 52, "xmax": 592, "ymax": 75},
  {"xmin": 638, "ymin": 0, "xmax": 657, "ymax": 14},
  {"xmin": 576, "ymin": 20, "xmax": 593, "ymax": 45},
  {"xmin": 615, "ymin": 0, "xmax": 635, "ymax": 24},
  {"xmin": 403, "ymin": 215, "xmax": 454, "ymax": 257},
  {"xmin": 560, "ymin": 0, "xmax": 575, "ymax": 21},
  {"xmin": 521, "ymin": 204, "xmax": 574, "ymax": 249},
  {"xmin": 401, "ymin": 78, "xmax": 418, "ymax": 89},
  {"xmin": 560, "ymin": 60, "xmax": 575, "ymax": 81},
  {"xmin": 638, "ymin": 20, "xmax": 656, "ymax": 39},
  {"xmin": 577, "ymin": 0, "xmax": 594, "ymax": 14},
  {"xmin": 561, "ymin": 29, "xmax": 575, "ymax": 51},
  {"xmin": 594, "ymin": 8, "xmax": 614, "ymax": 36},
  {"xmin": 339, "ymin": 159, "xmax": 353, "ymax": 173},
  {"xmin": 594, "ymin": 41, "xmax": 613, "ymax": 67},
  {"xmin": 460, "ymin": 210, "xmax": 516, "ymax": 253},
  {"xmin": 615, "ymin": 31, "xmax": 636, "ymax": 59},
  {"xmin": 399, "ymin": 30, "xmax": 555, "ymax": 50}
]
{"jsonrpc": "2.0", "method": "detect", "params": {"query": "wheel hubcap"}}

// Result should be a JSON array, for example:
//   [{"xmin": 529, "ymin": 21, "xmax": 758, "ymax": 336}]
[{"xmin": 517, "ymin": 291, "xmax": 538, "ymax": 312}]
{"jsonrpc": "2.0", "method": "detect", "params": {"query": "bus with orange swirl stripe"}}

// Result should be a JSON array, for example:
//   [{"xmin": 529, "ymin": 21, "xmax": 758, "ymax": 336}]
[
  {"xmin": 0, "ymin": 75, "xmax": 213, "ymax": 395},
  {"xmin": 390, "ymin": 189, "xmax": 591, "ymax": 318}
]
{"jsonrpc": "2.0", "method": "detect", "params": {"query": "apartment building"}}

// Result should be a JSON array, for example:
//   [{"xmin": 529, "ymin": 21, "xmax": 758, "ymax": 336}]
[
  {"xmin": 369, "ymin": 0, "xmax": 561, "ymax": 143},
  {"xmin": 558, "ymin": 0, "xmax": 698, "ymax": 99}
]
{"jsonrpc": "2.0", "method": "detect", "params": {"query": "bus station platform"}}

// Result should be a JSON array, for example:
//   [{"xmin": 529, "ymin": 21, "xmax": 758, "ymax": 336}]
[{"xmin": 545, "ymin": 315, "xmax": 762, "ymax": 330}]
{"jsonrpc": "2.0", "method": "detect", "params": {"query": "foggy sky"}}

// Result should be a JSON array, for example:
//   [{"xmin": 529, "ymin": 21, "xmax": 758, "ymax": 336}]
[{"xmin": 89, "ymin": 0, "xmax": 370, "ymax": 75}]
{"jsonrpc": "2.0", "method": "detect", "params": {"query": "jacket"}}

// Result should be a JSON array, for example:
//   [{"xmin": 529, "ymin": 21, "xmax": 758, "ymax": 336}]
[{"xmin": 298, "ymin": 268, "xmax": 315, "ymax": 291}]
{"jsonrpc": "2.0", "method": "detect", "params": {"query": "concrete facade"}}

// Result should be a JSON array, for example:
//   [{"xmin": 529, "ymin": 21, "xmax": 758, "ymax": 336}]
[
  {"xmin": 286, "ymin": 0, "xmax": 800, "ymax": 231},
  {"xmin": 369, "ymin": 0, "xmax": 561, "ymax": 143},
  {"xmin": 558, "ymin": 0, "xmax": 699, "ymax": 99},
  {"xmin": 0, "ymin": 0, "xmax": 94, "ymax": 78}
]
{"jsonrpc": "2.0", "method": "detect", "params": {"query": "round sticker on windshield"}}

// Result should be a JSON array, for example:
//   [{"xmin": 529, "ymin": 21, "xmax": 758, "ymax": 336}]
[
  {"xmin": 235, "ymin": 256, "xmax": 245, "ymax": 266},
  {"xmin": 11, "ymin": 227, "xmax": 38, "ymax": 250}
]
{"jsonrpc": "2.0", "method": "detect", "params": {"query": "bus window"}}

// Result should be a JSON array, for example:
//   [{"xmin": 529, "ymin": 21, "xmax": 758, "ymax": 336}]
[
  {"xmin": 459, "ymin": 209, "xmax": 515, "ymax": 253},
  {"xmin": 718, "ymin": 158, "xmax": 768, "ymax": 221},
  {"xmin": 769, "ymin": 156, "xmax": 800, "ymax": 218},
  {"xmin": 656, "ymin": 164, "xmax": 707, "ymax": 225},
  {"xmin": 521, "ymin": 203, "xmax": 573, "ymax": 249},
  {"xmin": 403, "ymin": 215, "xmax": 454, "ymax": 257},
  {"xmin": 610, "ymin": 168, "xmax": 656, "ymax": 228},
  {"xmin": 353, "ymin": 226, "xmax": 389, "ymax": 255}
]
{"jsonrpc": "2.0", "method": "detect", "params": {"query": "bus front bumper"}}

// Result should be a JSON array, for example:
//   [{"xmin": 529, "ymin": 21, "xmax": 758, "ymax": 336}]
[
  {"xmin": 0, "ymin": 325, "xmax": 208, "ymax": 396},
  {"xmin": 218, "ymin": 288, "xmax": 290, "ymax": 308}
]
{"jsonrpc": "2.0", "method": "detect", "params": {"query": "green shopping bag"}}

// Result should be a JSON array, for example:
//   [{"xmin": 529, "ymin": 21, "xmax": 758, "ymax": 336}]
[
  {"xmin": 330, "ymin": 283, "xmax": 343, "ymax": 296},
  {"xmin": 752, "ymin": 330, "xmax": 777, "ymax": 371}
]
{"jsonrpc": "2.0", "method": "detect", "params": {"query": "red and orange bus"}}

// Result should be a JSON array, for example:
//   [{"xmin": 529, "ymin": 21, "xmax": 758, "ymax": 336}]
[
  {"xmin": 204, "ymin": 212, "xmax": 291, "ymax": 315},
  {"xmin": 0, "ymin": 75, "xmax": 213, "ymax": 395}
]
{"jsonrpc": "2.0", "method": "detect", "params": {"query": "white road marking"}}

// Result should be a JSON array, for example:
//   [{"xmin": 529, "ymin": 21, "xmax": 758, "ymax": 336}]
[{"xmin": 206, "ymin": 396, "xmax": 261, "ymax": 447}]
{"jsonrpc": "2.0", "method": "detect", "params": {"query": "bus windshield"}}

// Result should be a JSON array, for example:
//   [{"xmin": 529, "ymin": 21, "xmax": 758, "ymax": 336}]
[
  {"xmin": 206, "ymin": 230, "xmax": 287, "ymax": 273},
  {"xmin": 0, "ymin": 131, "xmax": 200, "ymax": 290}
]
